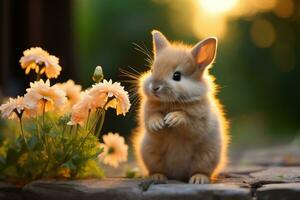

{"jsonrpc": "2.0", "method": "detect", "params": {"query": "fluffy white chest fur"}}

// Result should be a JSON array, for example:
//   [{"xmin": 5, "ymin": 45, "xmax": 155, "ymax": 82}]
[{"xmin": 139, "ymin": 99, "xmax": 223, "ymax": 182}]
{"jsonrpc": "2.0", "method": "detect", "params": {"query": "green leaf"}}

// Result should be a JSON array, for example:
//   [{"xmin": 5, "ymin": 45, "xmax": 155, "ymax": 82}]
[
  {"xmin": 6, "ymin": 148, "xmax": 20, "ymax": 165},
  {"xmin": 0, "ymin": 112, "xmax": 107, "ymax": 183},
  {"xmin": 0, "ymin": 156, "xmax": 6, "ymax": 170},
  {"xmin": 58, "ymin": 114, "xmax": 71, "ymax": 126},
  {"xmin": 62, "ymin": 160, "xmax": 77, "ymax": 171},
  {"xmin": 71, "ymin": 154, "xmax": 82, "ymax": 165},
  {"xmin": 24, "ymin": 122, "xmax": 38, "ymax": 133},
  {"xmin": 28, "ymin": 135, "xmax": 38, "ymax": 150},
  {"xmin": 2, "ymin": 165, "xmax": 18, "ymax": 178},
  {"xmin": 79, "ymin": 160, "xmax": 104, "ymax": 178},
  {"xmin": 42, "ymin": 124, "xmax": 52, "ymax": 134},
  {"xmin": 15, "ymin": 137, "xmax": 23, "ymax": 151},
  {"xmin": 88, "ymin": 148, "xmax": 103, "ymax": 160},
  {"xmin": 125, "ymin": 167, "xmax": 139, "ymax": 179}
]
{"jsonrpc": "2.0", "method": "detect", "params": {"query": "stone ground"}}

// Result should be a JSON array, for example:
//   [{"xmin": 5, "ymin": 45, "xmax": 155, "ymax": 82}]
[{"xmin": 1, "ymin": 146, "xmax": 300, "ymax": 200}]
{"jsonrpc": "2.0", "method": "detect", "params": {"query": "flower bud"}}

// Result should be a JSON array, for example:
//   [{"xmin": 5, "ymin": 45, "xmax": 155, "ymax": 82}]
[{"xmin": 92, "ymin": 66, "xmax": 104, "ymax": 83}]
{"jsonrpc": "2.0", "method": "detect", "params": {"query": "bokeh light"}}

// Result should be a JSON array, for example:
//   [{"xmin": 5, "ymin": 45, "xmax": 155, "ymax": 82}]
[
  {"xmin": 252, "ymin": 0, "xmax": 277, "ymax": 11},
  {"xmin": 192, "ymin": 12, "xmax": 227, "ymax": 38},
  {"xmin": 197, "ymin": 0, "xmax": 237, "ymax": 14},
  {"xmin": 273, "ymin": 0, "xmax": 294, "ymax": 18},
  {"xmin": 250, "ymin": 19, "xmax": 276, "ymax": 48},
  {"xmin": 161, "ymin": 0, "xmax": 294, "ymax": 45}
]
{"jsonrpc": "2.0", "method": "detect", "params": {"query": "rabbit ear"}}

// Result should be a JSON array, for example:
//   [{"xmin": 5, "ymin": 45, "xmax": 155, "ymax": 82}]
[
  {"xmin": 152, "ymin": 30, "xmax": 170, "ymax": 57},
  {"xmin": 191, "ymin": 37, "xmax": 217, "ymax": 70}
]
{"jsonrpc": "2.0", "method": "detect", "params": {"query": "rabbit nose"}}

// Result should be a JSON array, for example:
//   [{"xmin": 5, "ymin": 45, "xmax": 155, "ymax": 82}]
[
  {"xmin": 150, "ymin": 83, "xmax": 162, "ymax": 92},
  {"xmin": 152, "ymin": 86, "xmax": 161, "ymax": 92}
]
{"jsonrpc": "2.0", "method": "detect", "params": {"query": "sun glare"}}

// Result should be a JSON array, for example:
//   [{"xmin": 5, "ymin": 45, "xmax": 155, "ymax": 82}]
[
  {"xmin": 160, "ymin": 0, "xmax": 291, "ymax": 44},
  {"xmin": 198, "ymin": 0, "xmax": 237, "ymax": 14},
  {"xmin": 193, "ymin": 0, "xmax": 238, "ymax": 38}
]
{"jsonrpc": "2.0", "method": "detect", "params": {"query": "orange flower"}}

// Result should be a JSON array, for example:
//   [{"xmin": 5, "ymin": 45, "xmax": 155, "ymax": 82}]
[
  {"xmin": 99, "ymin": 133, "xmax": 128, "ymax": 168},
  {"xmin": 68, "ymin": 91, "xmax": 93, "ymax": 126},
  {"xmin": 68, "ymin": 79, "xmax": 130, "ymax": 126},
  {"xmin": 0, "ymin": 96, "xmax": 35, "ymax": 119},
  {"xmin": 24, "ymin": 79, "xmax": 67, "ymax": 114},
  {"xmin": 89, "ymin": 79, "xmax": 131, "ymax": 115},
  {"xmin": 19, "ymin": 47, "xmax": 62, "ymax": 79},
  {"xmin": 54, "ymin": 80, "xmax": 82, "ymax": 111}
]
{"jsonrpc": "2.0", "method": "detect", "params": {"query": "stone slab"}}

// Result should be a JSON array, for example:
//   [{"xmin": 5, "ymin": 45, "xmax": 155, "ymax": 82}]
[
  {"xmin": 257, "ymin": 182, "xmax": 300, "ymax": 200},
  {"xmin": 22, "ymin": 178, "xmax": 252, "ymax": 200},
  {"xmin": 23, "ymin": 178, "xmax": 142, "ymax": 200},
  {"xmin": 247, "ymin": 167, "xmax": 300, "ymax": 188},
  {"xmin": 142, "ymin": 183, "xmax": 251, "ymax": 200},
  {"xmin": 0, "ymin": 181, "xmax": 22, "ymax": 200},
  {"xmin": 2, "ymin": 166, "xmax": 300, "ymax": 200}
]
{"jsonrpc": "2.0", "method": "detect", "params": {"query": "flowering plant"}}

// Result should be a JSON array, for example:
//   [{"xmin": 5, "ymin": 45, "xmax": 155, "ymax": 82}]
[{"xmin": 0, "ymin": 48, "xmax": 130, "ymax": 184}]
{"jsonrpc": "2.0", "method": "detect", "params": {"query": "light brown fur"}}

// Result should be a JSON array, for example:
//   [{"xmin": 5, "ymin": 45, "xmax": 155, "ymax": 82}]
[{"xmin": 132, "ymin": 30, "xmax": 229, "ymax": 183}]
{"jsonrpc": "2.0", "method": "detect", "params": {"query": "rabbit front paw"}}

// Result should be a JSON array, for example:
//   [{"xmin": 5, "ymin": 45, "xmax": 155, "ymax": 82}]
[
  {"xmin": 148, "ymin": 114, "xmax": 165, "ymax": 132},
  {"xmin": 164, "ymin": 111, "xmax": 186, "ymax": 127}
]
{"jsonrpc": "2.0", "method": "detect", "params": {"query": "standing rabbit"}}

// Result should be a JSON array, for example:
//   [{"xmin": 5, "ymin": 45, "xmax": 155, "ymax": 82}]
[{"xmin": 133, "ymin": 30, "xmax": 229, "ymax": 184}]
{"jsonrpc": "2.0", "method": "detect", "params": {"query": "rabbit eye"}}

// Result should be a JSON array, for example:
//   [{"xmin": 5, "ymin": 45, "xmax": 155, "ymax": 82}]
[{"xmin": 172, "ymin": 71, "xmax": 181, "ymax": 81}]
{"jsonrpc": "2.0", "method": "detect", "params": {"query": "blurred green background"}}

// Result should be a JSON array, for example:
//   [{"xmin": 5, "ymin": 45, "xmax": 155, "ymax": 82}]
[{"xmin": 1, "ymin": 0, "xmax": 300, "ymax": 152}]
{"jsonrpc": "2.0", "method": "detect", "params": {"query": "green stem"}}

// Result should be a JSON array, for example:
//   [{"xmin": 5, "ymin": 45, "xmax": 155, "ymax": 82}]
[
  {"xmin": 42, "ymin": 99, "xmax": 46, "ymax": 125},
  {"xmin": 69, "ymin": 125, "xmax": 74, "ymax": 138},
  {"xmin": 93, "ymin": 109, "xmax": 101, "ymax": 135},
  {"xmin": 85, "ymin": 109, "xmax": 91, "ymax": 130},
  {"xmin": 76, "ymin": 111, "xmax": 102, "ymax": 155},
  {"xmin": 36, "ymin": 115, "xmax": 41, "ymax": 139},
  {"xmin": 51, "ymin": 128, "xmax": 78, "ymax": 173},
  {"xmin": 72, "ymin": 125, "xmax": 80, "ymax": 151},
  {"xmin": 57, "ymin": 126, "xmax": 75, "ymax": 166},
  {"xmin": 18, "ymin": 117, "xmax": 30, "ymax": 150},
  {"xmin": 38, "ymin": 133, "xmax": 51, "ymax": 178},
  {"xmin": 63, "ymin": 126, "xmax": 73, "ymax": 154},
  {"xmin": 93, "ymin": 99, "xmax": 110, "ymax": 137},
  {"xmin": 62, "ymin": 125, "xmax": 66, "ymax": 150},
  {"xmin": 61, "ymin": 108, "xmax": 106, "ymax": 170},
  {"xmin": 96, "ymin": 110, "xmax": 105, "ymax": 138},
  {"xmin": 82, "ymin": 109, "xmax": 99, "ymax": 136},
  {"xmin": 61, "ymin": 101, "xmax": 109, "ymax": 170}
]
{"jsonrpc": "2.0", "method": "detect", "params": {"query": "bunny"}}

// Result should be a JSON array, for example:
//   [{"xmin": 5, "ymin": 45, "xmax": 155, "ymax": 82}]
[{"xmin": 133, "ymin": 30, "xmax": 229, "ymax": 184}]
